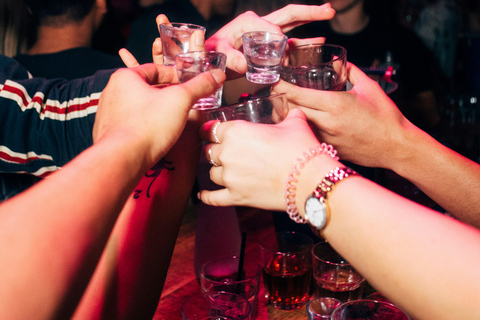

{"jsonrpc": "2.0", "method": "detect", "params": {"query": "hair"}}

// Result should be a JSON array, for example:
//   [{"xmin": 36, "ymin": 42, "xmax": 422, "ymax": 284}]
[
  {"xmin": 24, "ymin": 0, "xmax": 96, "ymax": 26},
  {"xmin": 0, "ymin": 0, "xmax": 33, "ymax": 56}
]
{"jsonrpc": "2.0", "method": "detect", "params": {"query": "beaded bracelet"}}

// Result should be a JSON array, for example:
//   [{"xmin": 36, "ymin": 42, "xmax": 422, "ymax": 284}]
[{"xmin": 285, "ymin": 143, "xmax": 339, "ymax": 224}]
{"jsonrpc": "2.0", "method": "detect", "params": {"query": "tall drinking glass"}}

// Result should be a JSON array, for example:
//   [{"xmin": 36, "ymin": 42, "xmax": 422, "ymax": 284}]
[
  {"xmin": 312, "ymin": 241, "xmax": 365, "ymax": 303},
  {"xmin": 259, "ymin": 232, "xmax": 313, "ymax": 311}
]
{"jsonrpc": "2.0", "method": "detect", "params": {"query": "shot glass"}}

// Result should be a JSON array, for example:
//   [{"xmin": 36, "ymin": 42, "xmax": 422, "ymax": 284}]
[
  {"xmin": 204, "ymin": 93, "xmax": 288, "ymax": 124},
  {"xmin": 175, "ymin": 51, "xmax": 227, "ymax": 110},
  {"xmin": 181, "ymin": 292, "xmax": 252, "ymax": 320},
  {"xmin": 258, "ymin": 232, "xmax": 313, "ymax": 311},
  {"xmin": 281, "ymin": 43, "xmax": 347, "ymax": 91},
  {"xmin": 242, "ymin": 31, "xmax": 288, "ymax": 84},
  {"xmin": 159, "ymin": 22, "xmax": 206, "ymax": 65},
  {"xmin": 330, "ymin": 300, "xmax": 411, "ymax": 320},
  {"xmin": 306, "ymin": 297, "xmax": 342, "ymax": 320},
  {"xmin": 312, "ymin": 241, "xmax": 365, "ymax": 303},
  {"xmin": 200, "ymin": 255, "xmax": 261, "ymax": 318}
]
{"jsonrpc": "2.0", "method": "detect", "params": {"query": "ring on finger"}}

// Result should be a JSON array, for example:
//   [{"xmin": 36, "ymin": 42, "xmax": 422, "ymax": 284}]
[
  {"xmin": 207, "ymin": 146, "xmax": 221, "ymax": 167},
  {"xmin": 212, "ymin": 121, "xmax": 221, "ymax": 144}
]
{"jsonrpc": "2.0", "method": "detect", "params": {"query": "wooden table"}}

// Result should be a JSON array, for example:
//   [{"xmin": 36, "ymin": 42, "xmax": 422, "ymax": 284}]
[{"xmin": 153, "ymin": 204, "xmax": 308, "ymax": 320}]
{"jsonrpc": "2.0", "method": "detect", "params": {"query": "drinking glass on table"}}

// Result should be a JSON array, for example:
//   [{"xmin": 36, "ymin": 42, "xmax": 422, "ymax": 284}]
[
  {"xmin": 306, "ymin": 297, "xmax": 342, "ymax": 320},
  {"xmin": 204, "ymin": 93, "xmax": 288, "ymax": 124},
  {"xmin": 200, "ymin": 255, "xmax": 261, "ymax": 319},
  {"xmin": 175, "ymin": 51, "xmax": 227, "ymax": 110},
  {"xmin": 258, "ymin": 232, "xmax": 313, "ymax": 311},
  {"xmin": 281, "ymin": 43, "xmax": 347, "ymax": 91},
  {"xmin": 181, "ymin": 292, "xmax": 252, "ymax": 320},
  {"xmin": 242, "ymin": 31, "xmax": 288, "ymax": 84},
  {"xmin": 159, "ymin": 22, "xmax": 206, "ymax": 65},
  {"xmin": 312, "ymin": 241, "xmax": 365, "ymax": 303},
  {"xmin": 330, "ymin": 299, "xmax": 411, "ymax": 320}
]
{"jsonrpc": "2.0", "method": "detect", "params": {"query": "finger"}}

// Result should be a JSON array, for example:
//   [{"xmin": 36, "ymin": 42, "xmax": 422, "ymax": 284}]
[
  {"xmin": 198, "ymin": 188, "xmax": 235, "ymax": 207},
  {"xmin": 177, "ymin": 69, "xmax": 226, "ymax": 106},
  {"xmin": 130, "ymin": 63, "xmax": 177, "ymax": 85},
  {"xmin": 346, "ymin": 62, "xmax": 376, "ymax": 87},
  {"xmin": 218, "ymin": 44, "xmax": 248, "ymax": 76},
  {"xmin": 204, "ymin": 143, "xmax": 222, "ymax": 167},
  {"xmin": 262, "ymin": 4, "xmax": 336, "ymax": 33},
  {"xmin": 189, "ymin": 30, "xmax": 206, "ymax": 51},
  {"xmin": 287, "ymin": 37, "xmax": 325, "ymax": 47},
  {"xmin": 156, "ymin": 14, "xmax": 171, "ymax": 32},
  {"xmin": 152, "ymin": 37, "xmax": 164, "ymax": 65},
  {"xmin": 200, "ymin": 120, "xmax": 228, "ymax": 142},
  {"xmin": 119, "ymin": 48, "xmax": 140, "ymax": 68}
]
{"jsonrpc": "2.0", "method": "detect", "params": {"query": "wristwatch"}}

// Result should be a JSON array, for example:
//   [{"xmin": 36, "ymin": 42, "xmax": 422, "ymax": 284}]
[{"xmin": 305, "ymin": 167, "xmax": 357, "ymax": 237}]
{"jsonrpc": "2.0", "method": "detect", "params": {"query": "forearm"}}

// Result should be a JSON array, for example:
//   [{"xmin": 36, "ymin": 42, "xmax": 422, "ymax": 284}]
[
  {"xmin": 72, "ymin": 123, "xmax": 202, "ymax": 320},
  {"xmin": 297, "ymin": 156, "xmax": 480, "ymax": 320},
  {"xmin": 387, "ymin": 123, "xmax": 480, "ymax": 228},
  {"xmin": 0, "ymin": 138, "xmax": 145, "ymax": 320}
]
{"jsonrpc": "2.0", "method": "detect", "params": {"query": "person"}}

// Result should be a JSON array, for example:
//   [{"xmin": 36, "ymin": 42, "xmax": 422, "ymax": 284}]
[
  {"xmin": 14, "ymin": 0, "xmax": 124, "ymax": 80},
  {"xmin": 0, "ymin": 58, "xmax": 225, "ymax": 320},
  {"xmin": 0, "ymin": 4, "xmax": 337, "ymax": 319},
  {"xmin": 198, "ymin": 62, "xmax": 480, "ymax": 319},
  {"xmin": 288, "ymin": 0, "xmax": 441, "ymax": 131}
]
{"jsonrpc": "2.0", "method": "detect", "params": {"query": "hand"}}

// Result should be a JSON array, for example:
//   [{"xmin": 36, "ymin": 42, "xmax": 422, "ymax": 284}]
[
  {"xmin": 271, "ymin": 63, "xmax": 411, "ymax": 170},
  {"xmin": 198, "ymin": 109, "xmax": 322, "ymax": 210},
  {"xmin": 205, "ymin": 4, "xmax": 335, "ymax": 78},
  {"xmin": 93, "ymin": 64, "xmax": 226, "ymax": 170}
]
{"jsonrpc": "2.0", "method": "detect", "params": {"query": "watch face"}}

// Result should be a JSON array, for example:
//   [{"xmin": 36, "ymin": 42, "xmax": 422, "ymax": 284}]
[{"xmin": 305, "ymin": 196, "xmax": 327, "ymax": 229}]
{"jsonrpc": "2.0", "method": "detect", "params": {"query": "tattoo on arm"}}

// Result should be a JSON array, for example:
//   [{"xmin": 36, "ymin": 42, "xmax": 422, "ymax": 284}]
[{"xmin": 133, "ymin": 158, "xmax": 175, "ymax": 199}]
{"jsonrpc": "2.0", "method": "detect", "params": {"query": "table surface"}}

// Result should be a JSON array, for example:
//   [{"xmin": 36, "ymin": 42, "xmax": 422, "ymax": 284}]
[{"xmin": 152, "ymin": 204, "xmax": 308, "ymax": 320}]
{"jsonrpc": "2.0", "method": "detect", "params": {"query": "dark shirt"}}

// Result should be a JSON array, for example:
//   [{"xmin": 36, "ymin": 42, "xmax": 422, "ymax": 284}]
[
  {"xmin": 288, "ymin": 18, "xmax": 436, "ymax": 98},
  {"xmin": 126, "ymin": 0, "xmax": 233, "ymax": 64},
  {"xmin": 14, "ymin": 47, "xmax": 124, "ymax": 80}
]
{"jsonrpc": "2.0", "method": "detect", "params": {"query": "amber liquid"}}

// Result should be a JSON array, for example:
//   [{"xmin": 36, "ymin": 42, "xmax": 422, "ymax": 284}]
[
  {"xmin": 262, "ymin": 253, "xmax": 312, "ymax": 310},
  {"xmin": 314, "ymin": 269, "xmax": 365, "ymax": 303}
]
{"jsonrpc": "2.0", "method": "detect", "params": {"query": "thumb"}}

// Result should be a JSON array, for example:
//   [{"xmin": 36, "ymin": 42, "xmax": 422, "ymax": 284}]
[
  {"xmin": 284, "ymin": 107, "xmax": 308, "ymax": 122},
  {"xmin": 178, "ymin": 69, "xmax": 226, "ymax": 107}
]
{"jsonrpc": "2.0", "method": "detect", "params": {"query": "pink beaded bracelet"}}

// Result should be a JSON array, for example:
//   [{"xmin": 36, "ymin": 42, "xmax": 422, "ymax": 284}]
[{"xmin": 285, "ymin": 143, "xmax": 339, "ymax": 224}]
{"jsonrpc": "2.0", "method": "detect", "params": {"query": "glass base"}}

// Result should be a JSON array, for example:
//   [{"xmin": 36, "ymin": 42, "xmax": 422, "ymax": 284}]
[{"xmin": 246, "ymin": 72, "xmax": 280, "ymax": 84}]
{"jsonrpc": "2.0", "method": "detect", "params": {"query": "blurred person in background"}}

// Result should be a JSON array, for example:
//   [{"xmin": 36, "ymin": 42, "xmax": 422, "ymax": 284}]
[{"xmin": 14, "ymin": 0, "xmax": 124, "ymax": 80}]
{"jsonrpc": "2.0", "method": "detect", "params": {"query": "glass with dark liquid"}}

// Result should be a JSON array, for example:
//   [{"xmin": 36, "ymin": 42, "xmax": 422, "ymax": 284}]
[
  {"xmin": 281, "ymin": 43, "xmax": 347, "ymax": 91},
  {"xmin": 259, "ymin": 232, "xmax": 313, "ymax": 310},
  {"xmin": 312, "ymin": 241, "xmax": 365, "ymax": 303}
]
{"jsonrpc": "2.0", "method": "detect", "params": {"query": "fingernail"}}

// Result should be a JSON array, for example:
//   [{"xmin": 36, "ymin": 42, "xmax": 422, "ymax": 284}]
[
  {"xmin": 196, "ymin": 192, "xmax": 201, "ymax": 199},
  {"xmin": 210, "ymin": 70, "xmax": 222, "ymax": 84},
  {"xmin": 195, "ymin": 32, "xmax": 203, "ymax": 46}
]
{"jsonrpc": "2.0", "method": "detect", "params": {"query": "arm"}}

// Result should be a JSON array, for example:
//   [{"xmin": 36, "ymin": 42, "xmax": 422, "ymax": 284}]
[
  {"xmin": 271, "ymin": 63, "xmax": 480, "ymax": 228},
  {"xmin": 0, "ymin": 56, "xmax": 114, "ymax": 176},
  {"xmin": 72, "ymin": 117, "xmax": 204, "ymax": 320},
  {"xmin": 0, "ymin": 64, "xmax": 225, "ymax": 320},
  {"xmin": 205, "ymin": 3, "xmax": 335, "ymax": 77},
  {"xmin": 198, "ymin": 109, "xmax": 480, "ymax": 320}
]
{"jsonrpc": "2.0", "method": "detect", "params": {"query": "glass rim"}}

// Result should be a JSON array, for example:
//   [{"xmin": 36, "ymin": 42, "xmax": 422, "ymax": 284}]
[
  {"xmin": 200, "ymin": 255, "xmax": 261, "ymax": 284},
  {"xmin": 242, "ymin": 31, "xmax": 288, "ymax": 41},
  {"xmin": 311, "ymin": 242, "xmax": 351, "ymax": 266},
  {"xmin": 258, "ymin": 231, "xmax": 314, "ymax": 254},
  {"xmin": 159, "ymin": 22, "xmax": 206, "ymax": 31},
  {"xmin": 284, "ymin": 43, "xmax": 347, "ymax": 68},
  {"xmin": 330, "ymin": 299, "xmax": 410, "ymax": 319}
]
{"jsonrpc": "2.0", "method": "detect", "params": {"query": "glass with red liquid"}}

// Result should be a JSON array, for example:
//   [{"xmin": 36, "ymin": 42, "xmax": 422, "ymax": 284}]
[
  {"xmin": 259, "ymin": 232, "xmax": 314, "ymax": 310},
  {"xmin": 312, "ymin": 241, "xmax": 365, "ymax": 303}
]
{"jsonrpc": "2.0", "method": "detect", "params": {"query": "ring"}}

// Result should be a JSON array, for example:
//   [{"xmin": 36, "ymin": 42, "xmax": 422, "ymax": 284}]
[
  {"xmin": 212, "ymin": 121, "xmax": 221, "ymax": 144},
  {"xmin": 207, "ymin": 146, "xmax": 221, "ymax": 167}
]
